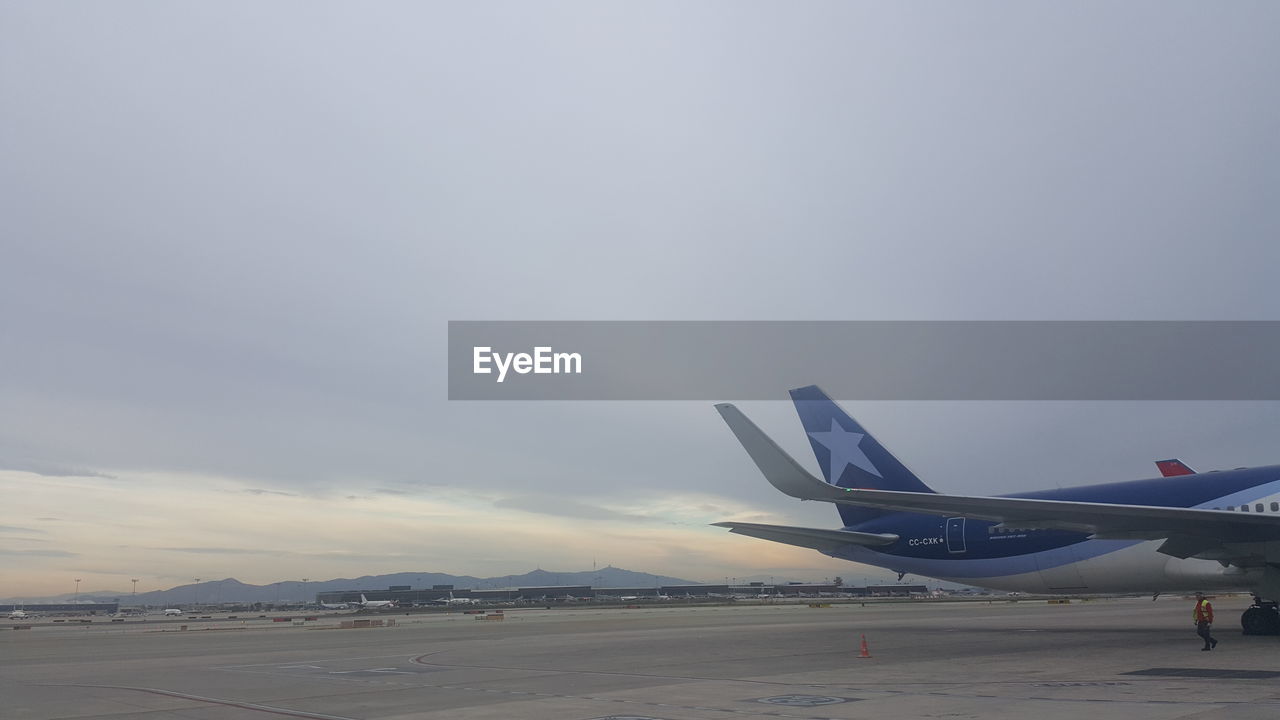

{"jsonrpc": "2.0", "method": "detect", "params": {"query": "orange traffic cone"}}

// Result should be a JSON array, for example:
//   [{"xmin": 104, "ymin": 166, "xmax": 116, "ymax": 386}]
[{"xmin": 858, "ymin": 634, "xmax": 872, "ymax": 658}]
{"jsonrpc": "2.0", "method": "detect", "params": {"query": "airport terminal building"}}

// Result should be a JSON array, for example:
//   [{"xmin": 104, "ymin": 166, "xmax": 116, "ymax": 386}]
[{"xmin": 4, "ymin": 603, "xmax": 119, "ymax": 615}]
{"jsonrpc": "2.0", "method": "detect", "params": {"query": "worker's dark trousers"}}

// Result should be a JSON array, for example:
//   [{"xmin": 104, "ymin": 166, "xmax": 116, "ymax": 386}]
[{"xmin": 1197, "ymin": 621, "xmax": 1216, "ymax": 649}]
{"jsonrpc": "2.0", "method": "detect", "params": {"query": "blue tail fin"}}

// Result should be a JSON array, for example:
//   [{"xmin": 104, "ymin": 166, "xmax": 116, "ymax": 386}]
[{"xmin": 789, "ymin": 385, "xmax": 935, "ymax": 527}]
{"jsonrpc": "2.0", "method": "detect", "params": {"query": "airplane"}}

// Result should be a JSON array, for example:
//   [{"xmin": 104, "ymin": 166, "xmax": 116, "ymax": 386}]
[
  {"xmin": 8, "ymin": 608, "xmax": 29, "ymax": 619},
  {"xmin": 427, "ymin": 591, "xmax": 476, "ymax": 606},
  {"xmin": 713, "ymin": 385, "xmax": 1280, "ymax": 635},
  {"xmin": 162, "ymin": 608, "xmax": 183, "ymax": 616},
  {"xmin": 357, "ymin": 594, "xmax": 396, "ymax": 609},
  {"xmin": 319, "ymin": 602, "xmax": 351, "ymax": 610}
]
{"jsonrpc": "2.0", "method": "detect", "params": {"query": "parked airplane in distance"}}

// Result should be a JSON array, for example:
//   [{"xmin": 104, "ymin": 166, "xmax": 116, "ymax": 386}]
[
  {"xmin": 319, "ymin": 602, "xmax": 351, "ymax": 610},
  {"xmin": 8, "ymin": 609, "xmax": 29, "ymax": 619},
  {"xmin": 162, "ymin": 608, "xmax": 183, "ymax": 616},
  {"xmin": 1156, "ymin": 459, "xmax": 1197, "ymax": 477},
  {"xmin": 715, "ymin": 386, "xmax": 1280, "ymax": 635},
  {"xmin": 427, "ymin": 591, "xmax": 476, "ymax": 606},
  {"xmin": 358, "ymin": 594, "xmax": 396, "ymax": 609}
]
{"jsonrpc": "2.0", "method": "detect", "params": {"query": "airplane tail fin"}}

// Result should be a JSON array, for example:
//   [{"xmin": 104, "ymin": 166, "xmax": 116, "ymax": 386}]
[
  {"xmin": 1156, "ymin": 459, "xmax": 1196, "ymax": 477},
  {"xmin": 789, "ymin": 385, "xmax": 934, "ymax": 527}
]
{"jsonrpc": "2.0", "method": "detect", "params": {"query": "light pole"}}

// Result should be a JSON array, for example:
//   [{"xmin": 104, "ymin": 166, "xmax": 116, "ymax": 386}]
[
  {"xmin": 302, "ymin": 578, "xmax": 309, "ymax": 605},
  {"xmin": 74, "ymin": 578, "xmax": 81, "ymax": 603},
  {"xmin": 193, "ymin": 578, "xmax": 201, "ymax": 608},
  {"xmin": 131, "ymin": 578, "xmax": 138, "ymax": 606}
]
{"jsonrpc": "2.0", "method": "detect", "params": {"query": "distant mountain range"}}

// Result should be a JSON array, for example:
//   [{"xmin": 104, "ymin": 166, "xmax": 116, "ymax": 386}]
[{"xmin": 8, "ymin": 567, "xmax": 702, "ymax": 605}]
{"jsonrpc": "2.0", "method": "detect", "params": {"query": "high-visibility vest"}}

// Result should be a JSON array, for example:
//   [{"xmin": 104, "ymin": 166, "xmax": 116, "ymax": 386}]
[{"xmin": 1193, "ymin": 599, "xmax": 1213, "ymax": 623}]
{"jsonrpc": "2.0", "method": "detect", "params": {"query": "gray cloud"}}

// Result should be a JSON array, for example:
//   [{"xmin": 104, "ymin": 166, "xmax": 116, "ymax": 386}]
[
  {"xmin": 147, "ymin": 546, "xmax": 404, "ymax": 560},
  {"xmin": 153, "ymin": 547, "xmax": 277, "ymax": 555},
  {"xmin": 0, "ymin": 459, "xmax": 116, "ymax": 480},
  {"xmin": 240, "ymin": 488, "xmax": 298, "ymax": 497},
  {"xmin": 3, "ymin": 3, "xmax": 1277, "ymax": 501},
  {"xmin": 0, "ymin": 525, "xmax": 45, "ymax": 534},
  {"xmin": 0, "ymin": 549, "xmax": 78, "ymax": 558},
  {"xmin": 493, "ymin": 495, "xmax": 653, "ymax": 523}
]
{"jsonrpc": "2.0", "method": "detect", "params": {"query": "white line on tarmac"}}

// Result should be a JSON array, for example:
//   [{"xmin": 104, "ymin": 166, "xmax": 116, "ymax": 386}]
[{"xmin": 37, "ymin": 684, "xmax": 362, "ymax": 720}]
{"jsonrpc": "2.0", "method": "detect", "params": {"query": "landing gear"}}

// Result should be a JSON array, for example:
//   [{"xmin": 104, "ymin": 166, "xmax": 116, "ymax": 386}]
[{"xmin": 1240, "ymin": 596, "xmax": 1280, "ymax": 636}]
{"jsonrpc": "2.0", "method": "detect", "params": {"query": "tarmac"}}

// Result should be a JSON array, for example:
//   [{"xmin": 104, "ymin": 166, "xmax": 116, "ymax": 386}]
[{"xmin": 3, "ymin": 595, "xmax": 1278, "ymax": 720}]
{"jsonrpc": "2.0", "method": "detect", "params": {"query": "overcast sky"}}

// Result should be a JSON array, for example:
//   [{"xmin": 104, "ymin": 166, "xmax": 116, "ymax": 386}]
[{"xmin": 2, "ymin": 2, "xmax": 1278, "ymax": 598}]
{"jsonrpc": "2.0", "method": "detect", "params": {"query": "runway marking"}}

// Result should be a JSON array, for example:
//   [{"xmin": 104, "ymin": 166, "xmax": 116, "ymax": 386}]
[
  {"xmin": 406, "ymin": 653, "xmax": 834, "ymax": 687},
  {"xmin": 754, "ymin": 694, "xmax": 858, "ymax": 706},
  {"xmin": 871, "ymin": 686, "xmax": 1280, "ymax": 707},
  {"xmin": 214, "ymin": 653, "xmax": 415, "ymax": 670},
  {"xmin": 36, "ymin": 684, "xmax": 361, "ymax": 720},
  {"xmin": 1124, "ymin": 667, "xmax": 1280, "ymax": 679}
]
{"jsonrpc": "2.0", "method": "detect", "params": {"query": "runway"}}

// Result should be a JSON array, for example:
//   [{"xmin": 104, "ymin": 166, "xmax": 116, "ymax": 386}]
[{"xmin": 4, "ymin": 596, "xmax": 1278, "ymax": 719}]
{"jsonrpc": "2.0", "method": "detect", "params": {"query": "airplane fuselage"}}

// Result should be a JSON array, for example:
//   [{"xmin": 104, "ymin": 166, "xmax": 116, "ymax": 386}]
[{"xmin": 839, "ymin": 465, "xmax": 1280, "ymax": 594}]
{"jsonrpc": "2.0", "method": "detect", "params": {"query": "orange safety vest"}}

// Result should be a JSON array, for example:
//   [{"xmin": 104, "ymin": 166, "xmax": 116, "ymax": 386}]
[{"xmin": 1193, "ymin": 598, "xmax": 1214, "ymax": 623}]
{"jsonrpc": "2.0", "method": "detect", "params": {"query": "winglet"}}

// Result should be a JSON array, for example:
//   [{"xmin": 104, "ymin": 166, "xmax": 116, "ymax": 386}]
[{"xmin": 715, "ymin": 403, "xmax": 839, "ymax": 501}]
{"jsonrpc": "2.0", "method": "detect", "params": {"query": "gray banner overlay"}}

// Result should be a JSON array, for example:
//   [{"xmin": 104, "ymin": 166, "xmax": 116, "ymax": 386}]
[{"xmin": 448, "ymin": 321, "xmax": 1280, "ymax": 400}]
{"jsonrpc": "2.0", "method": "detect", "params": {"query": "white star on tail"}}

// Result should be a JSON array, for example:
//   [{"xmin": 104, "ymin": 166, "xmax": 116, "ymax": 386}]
[{"xmin": 808, "ymin": 419, "xmax": 883, "ymax": 481}]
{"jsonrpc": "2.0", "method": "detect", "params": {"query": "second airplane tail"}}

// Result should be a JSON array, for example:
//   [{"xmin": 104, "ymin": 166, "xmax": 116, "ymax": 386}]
[{"xmin": 789, "ymin": 385, "xmax": 935, "ymax": 526}]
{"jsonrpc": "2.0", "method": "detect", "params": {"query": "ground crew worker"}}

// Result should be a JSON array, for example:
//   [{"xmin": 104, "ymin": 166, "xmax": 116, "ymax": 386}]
[{"xmin": 1193, "ymin": 592, "xmax": 1217, "ymax": 650}]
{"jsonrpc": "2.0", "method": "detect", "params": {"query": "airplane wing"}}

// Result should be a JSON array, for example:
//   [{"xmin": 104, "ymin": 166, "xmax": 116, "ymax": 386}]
[
  {"xmin": 820, "ymin": 487, "xmax": 1280, "ymax": 543},
  {"xmin": 716, "ymin": 402, "xmax": 1280, "ymax": 563},
  {"xmin": 712, "ymin": 522, "xmax": 898, "ymax": 553}
]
